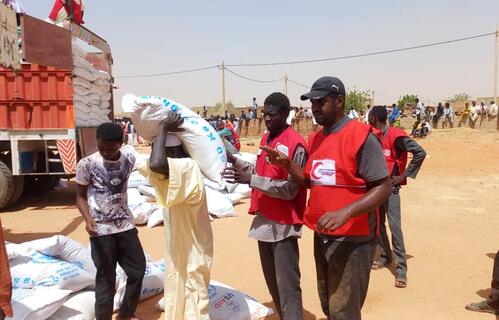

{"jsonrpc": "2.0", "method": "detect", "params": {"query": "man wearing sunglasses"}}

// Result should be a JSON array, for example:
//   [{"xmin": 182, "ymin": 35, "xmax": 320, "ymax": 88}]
[{"xmin": 262, "ymin": 76, "xmax": 391, "ymax": 320}]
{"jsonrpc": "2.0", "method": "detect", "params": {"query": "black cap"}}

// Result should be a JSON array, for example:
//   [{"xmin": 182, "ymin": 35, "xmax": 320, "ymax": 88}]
[{"xmin": 300, "ymin": 76, "xmax": 346, "ymax": 101}]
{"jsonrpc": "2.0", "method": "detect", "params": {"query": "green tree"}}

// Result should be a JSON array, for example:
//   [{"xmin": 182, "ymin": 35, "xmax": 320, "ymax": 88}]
[
  {"xmin": 446, "ymin": 93, "xmax": 471, "ymax": 103},
  {"xmin": 345, "ymin": 89, "xmax": 371, "ymax": 112},
  {"xmin": 397, "ymin": 94, "xmax": 419, "ymax": 109}
]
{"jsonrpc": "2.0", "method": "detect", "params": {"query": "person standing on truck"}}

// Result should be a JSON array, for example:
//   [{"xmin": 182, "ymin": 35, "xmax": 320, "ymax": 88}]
[
  {"xmin": 223, "ymin": 92, "xmax": 307, "ymax": 320},
  {"xmin": 262, "ymin": 76, "xmax": 391, "ymax": 320},
  {"xmin": 138, "ymin": 112, "xmax": 213, "ymax": 320},
  {"xmin": 76, "ymin": 122, "xmax": 146, "ymax": 320},
  {"xmin": 0, "ymin": 218, "xmax": 12, "ymax": 320}
]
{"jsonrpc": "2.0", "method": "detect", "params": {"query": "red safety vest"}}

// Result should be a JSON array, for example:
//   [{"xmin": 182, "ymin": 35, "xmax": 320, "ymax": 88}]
[
  {"xmin": 249, "ymin": 126, "xmax": 307, "ymax": 225},
  {"xmin": 226, "ymin": 124, "xmax": 241, "ymax": 152},
  {"xmin": 304, "ymin": 120, "xmax": 373, "ymax": 236},
  {"xmin": 374, "ymin": 127, "xmax": 409, "ymax": 185}
]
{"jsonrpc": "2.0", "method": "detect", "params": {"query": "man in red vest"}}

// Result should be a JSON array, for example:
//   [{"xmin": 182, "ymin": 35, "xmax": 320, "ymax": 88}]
[
  {"xmin": 263, "ymin": 77, "xmax": 391, "ymax": 320},
  {"xmin": 223, "ymin": 92, "xmax": 307, "ymax": 320},
  {"xmin": 368, "ymin": 106, "xmax": 426, "ymax": 288}
]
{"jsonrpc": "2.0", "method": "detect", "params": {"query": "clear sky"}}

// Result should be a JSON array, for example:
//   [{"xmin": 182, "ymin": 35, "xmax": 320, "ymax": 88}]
[{"xmin": 23, "ymin": 0, "xmax": 499, "ymax": 111}]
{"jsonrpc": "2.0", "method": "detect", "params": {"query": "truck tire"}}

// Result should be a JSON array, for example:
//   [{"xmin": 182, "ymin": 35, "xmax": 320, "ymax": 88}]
[
  {"xmin": 0, "ymin": 160, "xmax": 14, "ymax": 210},
  {"xmin": 6, "ymin": 176, "xmax": 24, "ymax": 208}
]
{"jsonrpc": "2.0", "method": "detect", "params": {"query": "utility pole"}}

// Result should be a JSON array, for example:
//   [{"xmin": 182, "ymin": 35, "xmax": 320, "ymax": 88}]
[
  {"xmin": 221, "ymin": 61, "xmax": 226, "ymax": 115},
  {"xmin": 494, "ymin": 26, "xmax": 498, "ymax": 131},
  {"xmin": 284, "ymin": 74, "xmax": 288, "ymax": 96}
]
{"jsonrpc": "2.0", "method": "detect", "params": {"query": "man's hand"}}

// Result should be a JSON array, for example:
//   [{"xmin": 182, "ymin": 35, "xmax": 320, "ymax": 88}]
[
  {"xmin": 85, "ymin": 218, "xmax": 98, "ymax": 236},
  {"xmin": 259, "ymin": 146, "xmax": 290, "ymax": 169},
  {"xmin": 160, "ymin": 112, "xmax": 185, "ymax": 133},
  {"xmin": 316, "ymin": 209, "xmax": 352, "ymax": 234},
  {"xmin": 391, "ymin": 175, "xmax": 405, "ymax": 186},
  {"xmin": 222, "ymin": 166, "xmax": 251, "ymax": 184}
]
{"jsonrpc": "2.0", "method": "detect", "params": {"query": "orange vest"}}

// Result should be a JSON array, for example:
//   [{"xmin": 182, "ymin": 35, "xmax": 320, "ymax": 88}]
[
  {"xmin": 249, "ymin": 127, "xmax": 307, "ymax": 225},
  {"xmin": 304, "ymin": 120, "xmax": 372, "ymax": 236},
  {"xmin": 374, "ymin": 127, "xmax": 409, "ymax": 185}
]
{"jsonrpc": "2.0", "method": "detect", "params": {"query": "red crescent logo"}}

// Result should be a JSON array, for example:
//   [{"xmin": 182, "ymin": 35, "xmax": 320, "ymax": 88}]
[{"xmin": 311, "ymin": 161, "xmax": 323, "ymax": 180}]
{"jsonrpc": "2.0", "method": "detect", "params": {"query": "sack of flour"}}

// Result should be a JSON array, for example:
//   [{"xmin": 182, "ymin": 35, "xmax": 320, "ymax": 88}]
[
  {"xmin": 9, "ymin": 288, "xmax": 71, "ymax": 320},
  {"xmin": 121, "ymin": 93, "xmax": 226, "ymax": 185}
]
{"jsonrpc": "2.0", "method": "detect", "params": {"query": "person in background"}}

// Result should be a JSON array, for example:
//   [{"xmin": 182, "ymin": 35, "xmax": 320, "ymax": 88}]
[
  {"xmin": 415, "ymin": 98, "xmax": 425, "ymax": 121},
  {"xmin": 466, "ymin": 250, "xmax": 499, "ymax": 316},
  {"xmin": 223, "ymin": 92, "xmax": 307, "ymax": 320},
  {"xmin": 216, "ymin": 119, "xmax": 240, "ymax": 153},
  {"xmin": 0, "ymin": 217, "xmax": 12, "ymax": 320},
  {"xmin": 389, "ymin": 104, "xmax": 400, "ymax": 127},
  {"xmin": 459, "ymin": 103, "xmax": 472, "ymax": 128},
  {"xmin": 478, "ymin": 100, "xmax": 489, "ymax": 128},
  {"xmin": 489, "ymin": 100, "xmax": 498, "ymax": 122},
  {"xmin": 139, "ymin": 113, "xmax": 213, "ymax": 320},
  {"xmin": 257, "ymin": 110, "xmax": 264, "ymax": 134},
  {"xmin": 469, "ymin": 101, "xmax": 479, "ymax": 129},
  {"xmin": 369, "ymin": 106, "xmax": 426, "ymax": 288},
  {"xmin": 363, "ymin": 104, "xmax": 372, "ymax": 124},
  {"xmin": 244, "ymin": 109, "xmax": 251, "ymax": 137},
  {"xmin": 76, "ymin": 123, "xmax": 146, "ymax": 320},
  {"xmin": 287, "ymin": 106, "xmax": 296, "ymax": 127},
  {"xmin": 263, "ymin": 76, "xmax": 391, "ymax": 320},
  {"xmin": 442, "ymin": 103, "xmax": 454, "ymax": 129},
  {"xmin": 347, "ymin": 107, "xmax": 359, "ymax": 120}
]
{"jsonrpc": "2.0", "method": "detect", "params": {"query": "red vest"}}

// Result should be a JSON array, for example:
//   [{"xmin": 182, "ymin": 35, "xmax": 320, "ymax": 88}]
[
  {"xmin": 304, "ymin": 120, "xmax": 372, "ymax": 236},
  {"xmin": 49, "ymin": 0, "xmax": 85, "ymax": 24},
  {"xmin": 227, "ymin": 125, "xmax": 241, "ymax": 152},
  {"xmin": 375, "ymin": 127, "xmax": 409, "ymax": 185},
  {"xmin": 249, "ymin": 127, "xmax": 307, "ymax": 225}
]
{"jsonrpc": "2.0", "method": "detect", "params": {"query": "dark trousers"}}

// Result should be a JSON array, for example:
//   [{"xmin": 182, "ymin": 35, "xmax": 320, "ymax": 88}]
[
  {"xmin": 487, "ymin": 250, "xmax": 499, "ymax": 310},
  {"xmin": 90, "ymin": 228, "xmax": 146, "ymax": 320},
  {"xmin": 314, "ymin": 234, "xmax": 375, "ymax": 320},
  {"xmin": 258, "ymin": 237, "xmax": 304, "ymax": 320},
  {"xmin": 377, "ymin": 188, "xmax": 408, "ymax": 279}
]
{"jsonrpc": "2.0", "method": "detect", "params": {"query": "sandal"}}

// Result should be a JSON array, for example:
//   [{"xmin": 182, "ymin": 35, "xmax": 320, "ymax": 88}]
[
  {"xmin": 371, "ymin": 261, "xmax": 388, "ymax": 270},
  {"xmin": 395, "ymin": 278, "xmax": 407, "ymax": 288},
  {"xmin": 465, "ymin": 300, "xmax": 499, "ymax": 315}
]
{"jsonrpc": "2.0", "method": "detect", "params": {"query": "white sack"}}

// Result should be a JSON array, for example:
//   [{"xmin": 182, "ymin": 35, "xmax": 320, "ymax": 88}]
[
  {"xmin": 156, "ymin": 281, "xmax": 273, "ymax": 320},
  {"xmin": 127, "ymin": 188, "xmax": 147, "ymax": 208},
  {"xmin": 234, "ymin": 183, "xmax": 251, "ymax": 199},
  {"xmin": 48, "ymin": 290, "xmax": 95, "ymax": 320},
  {"xmin": 20, "ymin": 235, "xmax": 96, "ymax": 277},
  {"xmin": 132, "ymin": 202, "xmax": 158, "ymax": 225},
  {"xmin": 146, "ymin": 208, "xmax": 164, "ymax": 228},
  {"xmin": 224, "ymin": 193, "xmax": 243, "ymax": 205},
  {"xmin": 205, "ymin": 186, "xmax": 236, "ymax": 218},
  {"xmin": 138, "ymin": 185, "xmax": 157, "ymax": 199},
  {"xmin": 128, "ymin": 171, "xmax": 150, "ymax": 188},
  {"xmin": 121, "ymin": 93, "xmax": 227, "ymax": 185},
  {"xmin": 9, "ymin": 250, "xmax": 94, "ymax": 291},
  {"xmin": 8, "ymin": 288, "xmax": 71, "ymax": 320}
]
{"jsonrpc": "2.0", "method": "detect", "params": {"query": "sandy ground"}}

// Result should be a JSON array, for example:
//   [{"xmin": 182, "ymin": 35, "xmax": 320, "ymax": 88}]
[{"xmin": 2, "ymin": 126, "xmax": 499, "ymax": 320}]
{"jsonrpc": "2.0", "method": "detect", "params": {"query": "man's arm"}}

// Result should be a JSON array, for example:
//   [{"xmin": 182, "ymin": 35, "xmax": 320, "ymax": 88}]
[
  {"xmin": 75, "ymin": 184, "xmax": 97, "ymax": 236},
  {"xmin": 149, "ymin": 112, "xmax": 184, "ymax": 177},
  {"xmin": 259, "ymin": 146, "xmax": 310, "ymax": 188},
  {"xmin": 395, "ymin": 137, "xmax": 426, "ymax": 179}
]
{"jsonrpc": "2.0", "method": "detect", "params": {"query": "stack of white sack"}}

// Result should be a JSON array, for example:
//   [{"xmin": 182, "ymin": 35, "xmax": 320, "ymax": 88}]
[
  {"xmin": 72, "ymin": 43, "xmax": 112, "ymax": 127},
  {"xmin": 156, "ymin": 280, "xmax": 273, "ymax": 320},
  {"xmin": 121, "ymin": 93, "xmax": 227, "ymax": 187},
  {"xmin": 6, "ymin": 236, "xmax": 167, "ymax": 320}
]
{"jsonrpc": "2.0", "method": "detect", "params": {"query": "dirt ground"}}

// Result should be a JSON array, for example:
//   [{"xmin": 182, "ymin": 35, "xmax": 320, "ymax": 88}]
[{"xmin": 2, "ymin": 126, "xmax": 499, "ymax": 319}]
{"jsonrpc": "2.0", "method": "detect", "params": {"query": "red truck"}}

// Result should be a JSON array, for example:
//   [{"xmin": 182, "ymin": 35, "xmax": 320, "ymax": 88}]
[{"xmin": 0, "ymin": 12, "xmax": 114, "ymax": 209}]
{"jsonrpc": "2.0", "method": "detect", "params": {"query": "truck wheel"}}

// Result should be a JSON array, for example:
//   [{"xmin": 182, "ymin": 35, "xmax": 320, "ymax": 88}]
[
  {"xmin": 0, "ymin": 160, "xmax": 14, "ymax": 210},
  {"xmin": 6, "ymin": 176, "xmax": 24, "ymax": 208}
]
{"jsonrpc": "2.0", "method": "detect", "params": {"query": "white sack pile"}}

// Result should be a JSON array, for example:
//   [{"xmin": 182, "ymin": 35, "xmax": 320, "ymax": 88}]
[{"xmin": 72, "ymin": 43, "xmax": 112, "ymax": 127}]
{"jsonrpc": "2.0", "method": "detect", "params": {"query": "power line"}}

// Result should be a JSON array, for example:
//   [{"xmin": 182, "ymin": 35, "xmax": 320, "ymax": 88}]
[
  {"xmin": 114, "ymin": 31, "xmax": 496, "ymax": 78},
  {"xmin": 288, "ymin": 79, "xmax": 310, "ymax": 89},
  {"xmin": 224, "ymin": 67, "xmax": 285, "ymax": 83},
  {"xmin": 115, "ymin": 65, "xmax": 219, "ymax": 79},
  {"xmin": 225, "ymin": 32, "xmax": 497, "ymax": 67}
]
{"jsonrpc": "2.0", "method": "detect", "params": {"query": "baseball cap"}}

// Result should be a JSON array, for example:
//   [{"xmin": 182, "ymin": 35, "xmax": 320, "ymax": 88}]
[{"xmin": 300, "ymin": 76, "xmax": 346, "ymax": 101}]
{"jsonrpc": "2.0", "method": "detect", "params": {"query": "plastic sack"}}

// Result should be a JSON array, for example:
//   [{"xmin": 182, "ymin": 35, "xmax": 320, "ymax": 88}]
[
  {"xmin": 114, "ymin": 260, "xmax": 165, "ymax": 311},
  {"xmin": 224, "ymin": 193, "xmax": 243, "ymax": 205},
  {"xmin": 233, "ymin": 184, "xmax": 251, "ymax": 199},
  {"xmin": 132, "ymin": 202, "xmax": 158, "ymax": 225},
  {"xmin": 156, "ymin": 280, "xmax": 273, "ymax": 320},
  {"xmin": 121, "ymin": 93, "xmax": 227, "ymax": 185},
  {"xmin": 8, "ymin": 288, "xmax": 71, "ymax": 320},
  {"xmin": 205, "ymin": 186, "xmax": 236, "ymax": 218},
  {"xmin": 127, "ymin": 188, "xmax": 147, "ymax": 208},
  {"xmin": 9, "ymin": 249, "xmax": 94, "ymax": 291},
  {"xmin": 147, "ymin": 208, "xmax": 164, "ymax": 228},
  {"xmin": 48, "ymin": 290, "xmax": 95, "ymax": 320},
  {"xmin": 20, "ymin": 235, "xmax": 96, "ymax": 277},
  {"xmin": 128, "ymin": 171, "xmax": 150, "ymax": 188},
  {"xmin": 138, "ymin": 185, "xmax": 157, "ymax": 200}
]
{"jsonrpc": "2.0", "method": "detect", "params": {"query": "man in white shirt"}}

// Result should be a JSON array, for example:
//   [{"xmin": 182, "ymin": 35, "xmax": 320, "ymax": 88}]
[
  {"xmin": 488, "ymin": 100, "xmax": 497, "ymax": 122},
  {"xmin": 347, "ymin": 107, "xmax": 359, "ymax": 120},
  {"xmin": 478, "ymin": 100, "xmax": 489, "ymax": 128},
  {"xmin": 415, "ymin": 99, "xmax": 425, "ymax": 121},
  {"xmin": 442, "ymin": 103, "xmax": 454, "ymax": 129}
]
